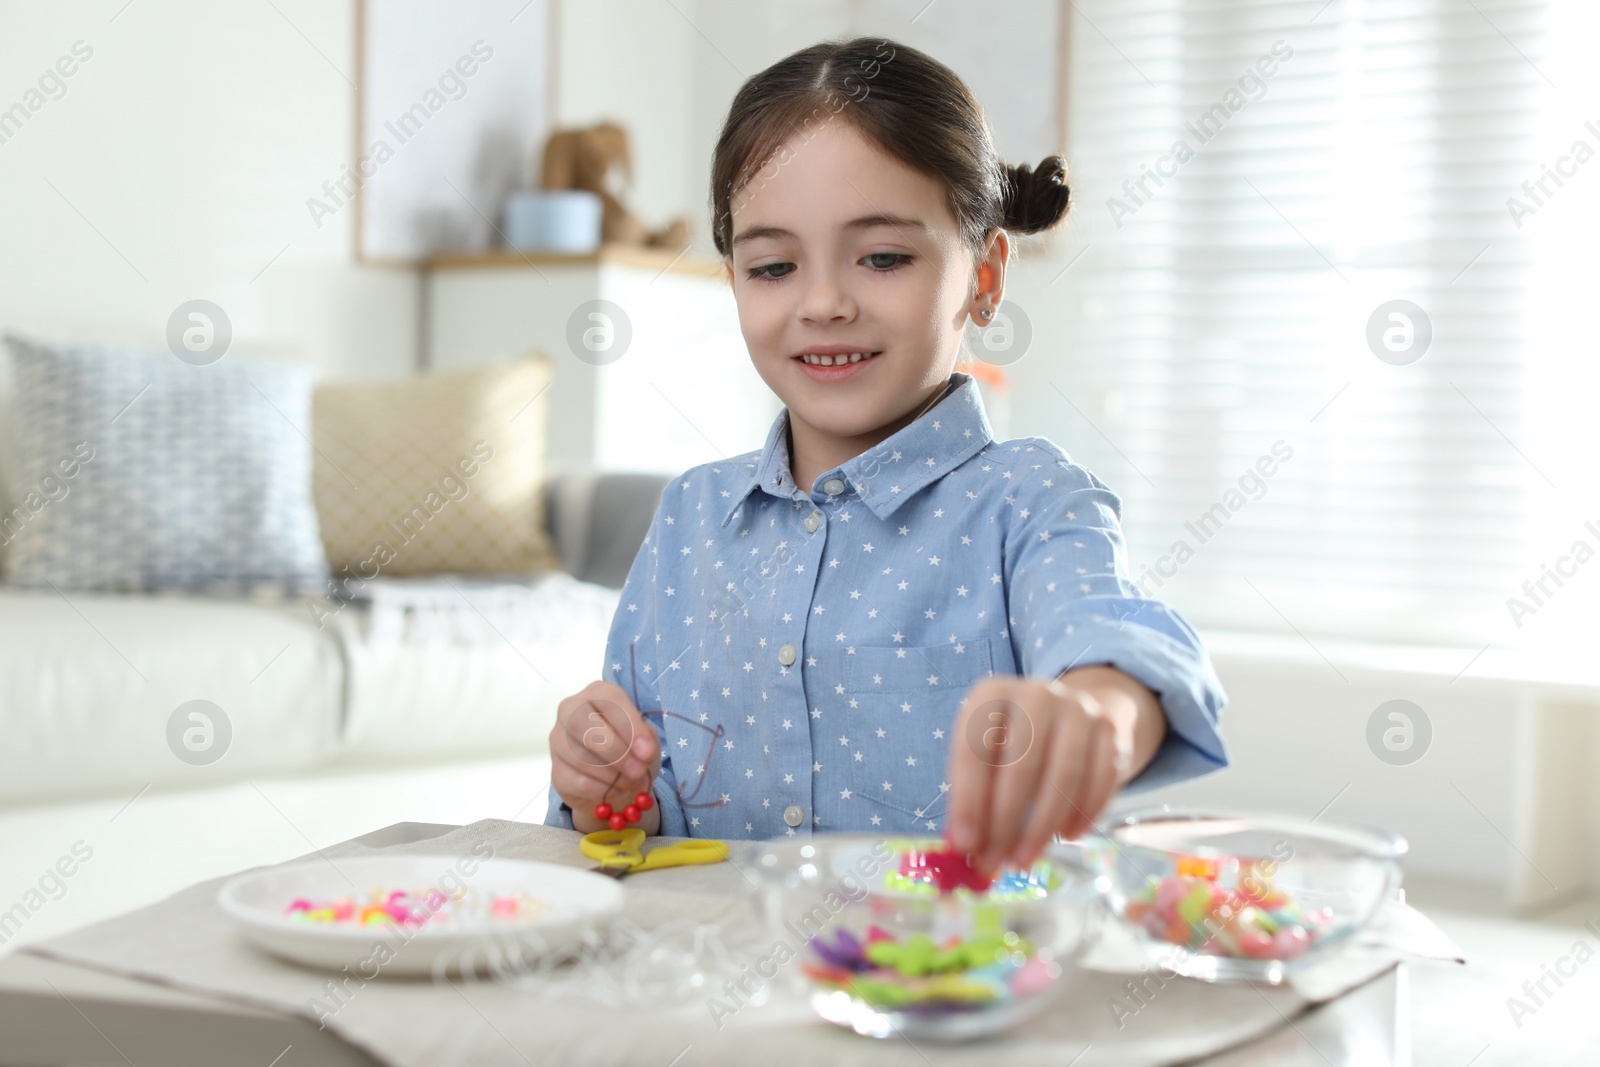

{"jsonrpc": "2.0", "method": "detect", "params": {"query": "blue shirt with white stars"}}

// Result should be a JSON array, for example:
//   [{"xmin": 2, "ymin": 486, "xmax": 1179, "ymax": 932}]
[{"xmin": 545, "ymin": 370, "xmax": 1229, "ymax": 839}]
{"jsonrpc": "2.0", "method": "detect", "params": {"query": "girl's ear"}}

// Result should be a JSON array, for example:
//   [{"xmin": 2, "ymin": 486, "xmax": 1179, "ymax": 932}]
[{"xmin": 968, "ymin": 231, "xmax": 1010, "ymax": 327}]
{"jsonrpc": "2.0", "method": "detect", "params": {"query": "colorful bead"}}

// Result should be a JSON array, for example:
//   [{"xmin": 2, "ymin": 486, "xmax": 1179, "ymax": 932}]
[
  {"xmin": 1126, "ymin": 861, "xmax": 1333, "ymax": 961},
  {"xmin": 805, "ymin": 925, "xmax": 1040, "ymax": 1012},
  {"xmin": 793, "ymin": 838, "xmax": 1080, "ymax": 1017},
  {"xmin": 284, "ymin": 888, "xmax": 545, "ymax": 928}
]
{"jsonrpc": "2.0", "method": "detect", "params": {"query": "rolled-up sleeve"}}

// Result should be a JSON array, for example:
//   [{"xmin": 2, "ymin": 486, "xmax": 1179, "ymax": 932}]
[
  {"xmin": 544, "ymin": 488, "xmax": 690, "ymax": 834},
  {"xmin": 1004, "ymin": 452, "xmax": 1229, "ymax": 792}
]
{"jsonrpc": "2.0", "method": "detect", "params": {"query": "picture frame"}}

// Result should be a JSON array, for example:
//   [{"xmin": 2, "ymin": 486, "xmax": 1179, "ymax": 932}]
[{"xmin": 354, "ymin": 0, "xmax": 558, "ymax": 264}]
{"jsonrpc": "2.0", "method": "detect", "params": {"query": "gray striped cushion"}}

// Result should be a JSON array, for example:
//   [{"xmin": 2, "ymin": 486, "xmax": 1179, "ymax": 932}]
[{"xmin": 2, "ymin": 334, "xmax": 328, "ymax": 594}]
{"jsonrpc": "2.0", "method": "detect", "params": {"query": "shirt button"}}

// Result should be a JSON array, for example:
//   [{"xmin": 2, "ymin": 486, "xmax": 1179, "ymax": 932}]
[
  {"xmin": 823, "ymin": 478, "xmax": 845, "ymax": 496},
  {"xmin": 805, "ymin": 511, "xmax": 821, "ymax": 532},
  {"xmin": 778, "ymin": 643, "xmax": 797, "ymax": 665},
  {"xmin": 783, "ymin": 805, "xmax": 805, "ymax": 827}
]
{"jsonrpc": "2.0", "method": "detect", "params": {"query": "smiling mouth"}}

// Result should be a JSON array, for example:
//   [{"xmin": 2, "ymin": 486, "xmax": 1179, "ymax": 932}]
[{"xmin": 795, "ymin": 351, "xmax": 882, "ymax": 366}]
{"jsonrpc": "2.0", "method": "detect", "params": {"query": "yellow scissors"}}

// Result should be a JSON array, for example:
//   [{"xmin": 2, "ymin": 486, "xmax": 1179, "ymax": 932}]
[{"xmin": 579, "ymin": 827, "xmax": 729, "ymax": 879}]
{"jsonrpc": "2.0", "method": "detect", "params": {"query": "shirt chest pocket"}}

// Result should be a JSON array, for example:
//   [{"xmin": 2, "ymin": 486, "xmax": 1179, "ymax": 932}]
[{"xmin": 839, "ymin": 638, "xmax": 993, "ymax": 822}]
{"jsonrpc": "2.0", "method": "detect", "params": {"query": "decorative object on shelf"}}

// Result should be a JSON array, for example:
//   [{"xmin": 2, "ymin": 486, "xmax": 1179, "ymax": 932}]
[
  {"xmin": 502, "ymin": 189, "xmax": 603, "ymax": 253},
  {"xmin": 536, "ymin": 122, "xmax": 691, "ymax": 253}
]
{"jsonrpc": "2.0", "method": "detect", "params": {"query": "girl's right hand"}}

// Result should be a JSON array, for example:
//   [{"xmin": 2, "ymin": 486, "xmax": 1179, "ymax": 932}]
[{"xmin": 549, "ymin": 680, "xmax": 662, "ymax": 834}]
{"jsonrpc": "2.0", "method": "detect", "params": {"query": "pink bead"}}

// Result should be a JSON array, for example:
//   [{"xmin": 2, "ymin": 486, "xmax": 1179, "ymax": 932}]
[
  {"xmin": 1236, "ymin": 930, "xmax": 1275, "ymax": 959},
  {"xmin": 924, "ymin": 848, "xmax": 993, "ymax": 893},
  {"xmin": 1010, "ymin": 954, "xmax": 1059, "ymax": 997},
  {"xmin": 1272, "ymin": 926, "xmax": 1310, "ymax": 959}
]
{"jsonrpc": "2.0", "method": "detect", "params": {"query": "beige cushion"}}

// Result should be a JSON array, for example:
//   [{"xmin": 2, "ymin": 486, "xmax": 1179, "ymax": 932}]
[{"xmin": 311, "ymin": 356, "xmax": 562, "ymax": 577}]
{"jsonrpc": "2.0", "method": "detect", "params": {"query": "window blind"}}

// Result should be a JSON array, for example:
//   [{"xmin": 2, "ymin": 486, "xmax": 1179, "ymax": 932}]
[{"xmin": 1055, "ymin": 0, "xmax": 1586, "ymax": 648}]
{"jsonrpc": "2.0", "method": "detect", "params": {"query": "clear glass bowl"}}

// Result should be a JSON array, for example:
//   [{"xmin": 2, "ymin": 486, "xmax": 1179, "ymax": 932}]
[
  {"xmin": 734, "ymin": 835, "xmax": 1107, "ymax": 1041},
  {"xmin": 1086, "ymin": 808, "xmax": 1407, "ymax": 984}
]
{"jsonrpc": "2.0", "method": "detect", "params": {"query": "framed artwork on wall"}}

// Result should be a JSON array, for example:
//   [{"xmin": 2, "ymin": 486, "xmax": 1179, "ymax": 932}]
[{"xmin": 354, "ymin": 0, "xmax": 558, "ymax": 264}]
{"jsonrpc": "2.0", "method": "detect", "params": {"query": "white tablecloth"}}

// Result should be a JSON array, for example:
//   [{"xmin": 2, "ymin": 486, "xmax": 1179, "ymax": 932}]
[{"xmin": 22, "ymin": 820, "xmax": 1463, "ymax": 1066}]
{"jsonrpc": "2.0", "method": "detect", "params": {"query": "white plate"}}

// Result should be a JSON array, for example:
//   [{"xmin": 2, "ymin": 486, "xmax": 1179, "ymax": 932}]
[{"xmin": 217, "ymin": 854, "xmax": 625, "ymax": 976}]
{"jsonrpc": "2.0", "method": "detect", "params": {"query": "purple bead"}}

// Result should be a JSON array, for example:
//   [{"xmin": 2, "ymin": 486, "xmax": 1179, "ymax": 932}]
[{"xmin": 810, "ymin": 927, "xmax": 868, "ymax": 970}]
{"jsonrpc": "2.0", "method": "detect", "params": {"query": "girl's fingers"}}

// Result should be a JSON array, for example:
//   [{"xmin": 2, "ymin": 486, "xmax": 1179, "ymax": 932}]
[
  {"xmin": 550, "ymin": 730, "xmax": 631, "ymax": 804},
  {"xmin": 1061, "ymin": 715, "xmax": 1121, "ymax": 840},
  {"xmin": 976, "ymin": 694, "xmax": 1052, "ymax": 873},
  {"xmin": 563, "ymin": 689, "xmax": 654, "ymax": 778},
  {"xmin": 1011, "ymin": 706, "xmax": 1087, "ymax": 867},
  {"xmin": 552, "ymin": 716, "xmax": 653, "ymax": 803},
  {"xmin": 946, "ymin": 689, "xmax": 998, "ymax": 856},
  {"xmin": 563, "ymin": 701, "xmax": 627, "ymax": 770}
]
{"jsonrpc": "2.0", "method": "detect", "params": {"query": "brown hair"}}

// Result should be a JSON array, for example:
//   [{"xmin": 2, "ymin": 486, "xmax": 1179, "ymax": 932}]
[{"xmin": 709, "ymin": 37, "xmax": 1070, "ymax": 267}]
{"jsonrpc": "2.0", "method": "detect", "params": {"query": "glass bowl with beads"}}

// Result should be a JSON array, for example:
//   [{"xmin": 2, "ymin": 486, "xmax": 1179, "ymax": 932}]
[
  {"xmin": 1085, "ymin": 808, "xmax": 1407, "ymax": 984},
  {"xmin": 735, "ymin": 835, "xmax": 1108, "ymax": 1041}
]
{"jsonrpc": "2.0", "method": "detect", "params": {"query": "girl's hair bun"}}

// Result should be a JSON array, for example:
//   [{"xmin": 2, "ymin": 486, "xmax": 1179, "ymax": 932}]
[{"xmin": 999, "ymin": 155, "xmax": 1071, "ymax": 235}]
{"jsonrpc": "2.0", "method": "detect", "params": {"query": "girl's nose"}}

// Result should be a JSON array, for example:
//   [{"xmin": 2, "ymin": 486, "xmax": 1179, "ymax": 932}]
[{"xmin": 798, "ymin": 267, "xmax": 857, "ymax": 324}]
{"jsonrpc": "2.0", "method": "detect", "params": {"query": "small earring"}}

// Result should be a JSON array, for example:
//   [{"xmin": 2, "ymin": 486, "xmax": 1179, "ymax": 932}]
[{"xmin": 980, "ymin": 307, "xmax": 994, "ymax": 320}]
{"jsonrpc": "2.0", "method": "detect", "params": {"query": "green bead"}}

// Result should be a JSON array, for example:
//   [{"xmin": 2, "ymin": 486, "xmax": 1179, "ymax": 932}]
[
  {"xmin": 1176, "ymin": 883, "xmax": 1212, "ymax": 925},
  {"xmin": 972, "ymin": 903, "xmax": 1006, "ymax": 938},
  {"xmin": 865, "ymin": 941, "xmax": 901, "ymax": 968},
  {"xmin": 912, "ymin": 974, "xmax": 1001, "ymax": 1003},
  {"xmin": 850, "ymin": 976, "xmax": 914, "ymax": 1007}
]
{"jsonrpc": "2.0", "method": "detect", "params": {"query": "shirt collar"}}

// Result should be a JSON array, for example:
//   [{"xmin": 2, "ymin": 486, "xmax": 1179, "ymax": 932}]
[{"xmin": 720, "ymin": 370, "xmax": 996, "ymax": 527}]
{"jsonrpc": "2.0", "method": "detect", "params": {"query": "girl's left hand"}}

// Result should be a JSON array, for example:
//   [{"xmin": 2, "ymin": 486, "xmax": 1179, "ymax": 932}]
[{"xmin": 944, "ymin": 675, "xmax": 1133, "ymax": 874}]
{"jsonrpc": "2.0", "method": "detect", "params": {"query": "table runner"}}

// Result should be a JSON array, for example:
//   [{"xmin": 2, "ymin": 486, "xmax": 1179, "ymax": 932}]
[{"xmin": 22, "ymin": 820, "xmax": 1462, "ymax": 1066}]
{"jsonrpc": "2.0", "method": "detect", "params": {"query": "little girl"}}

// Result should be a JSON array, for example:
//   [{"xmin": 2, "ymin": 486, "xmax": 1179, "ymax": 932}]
[{"xmin": 546, "ymin": 36, "xmax": 1228, "ymax": 874}]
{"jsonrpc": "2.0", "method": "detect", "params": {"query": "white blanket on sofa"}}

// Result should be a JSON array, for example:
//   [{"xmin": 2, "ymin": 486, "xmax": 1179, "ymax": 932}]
[
  {"xmin": 327, "ymin": 571, "xmax": 621, "ymax": 759},
  {"xmin": 354, "ymin": 571, "xmax": 614, "ymax": 647}
]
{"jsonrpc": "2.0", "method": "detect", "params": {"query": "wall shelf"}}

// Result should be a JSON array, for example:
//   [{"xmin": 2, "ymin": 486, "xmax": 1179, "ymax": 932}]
[{"xmin": 425, "ymin": 243, "xmax": 726, "ymax": 279}]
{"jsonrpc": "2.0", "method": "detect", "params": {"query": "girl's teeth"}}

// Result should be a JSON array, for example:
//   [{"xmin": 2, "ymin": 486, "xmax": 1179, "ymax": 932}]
[{"xmin": 803, "ymin": 352, "xmax": 873, "ymax": 366}]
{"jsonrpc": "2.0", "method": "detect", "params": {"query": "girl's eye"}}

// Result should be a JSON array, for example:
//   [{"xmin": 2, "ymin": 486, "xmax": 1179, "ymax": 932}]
[
  {"xmin": 746, "ymin": 262, "xmax": 795, "ymax": 283},
  {"xmin": 864, "ymin": 252, "xmax": 911, "ymax": 272}
]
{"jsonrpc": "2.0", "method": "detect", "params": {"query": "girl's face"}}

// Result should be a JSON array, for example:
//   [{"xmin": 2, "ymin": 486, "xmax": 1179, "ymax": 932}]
[{"xmin": 724, "ymin": 120, "xmax": 999, "ymax": 445}]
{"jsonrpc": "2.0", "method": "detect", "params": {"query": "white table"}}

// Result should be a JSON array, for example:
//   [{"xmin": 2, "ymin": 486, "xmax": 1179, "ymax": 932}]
[{"xmin": 0, "ymin": 822, "xmax": 1410, "ymax": 1067}]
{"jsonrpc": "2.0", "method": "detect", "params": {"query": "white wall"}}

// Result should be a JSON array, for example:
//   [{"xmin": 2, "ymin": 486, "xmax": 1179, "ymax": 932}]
[{"xmin": 0, "ymin": 0, "xmax": 417, "ymax": 381}]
